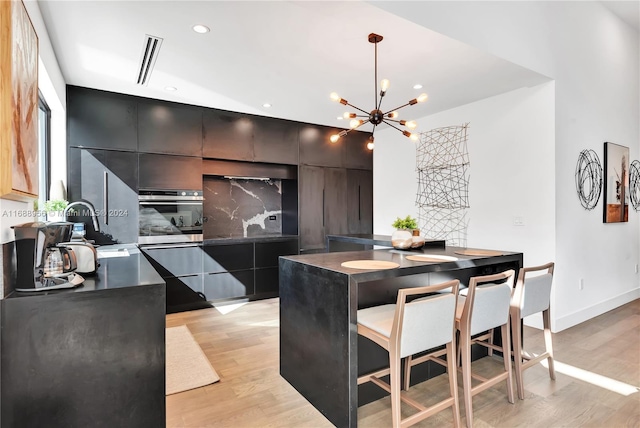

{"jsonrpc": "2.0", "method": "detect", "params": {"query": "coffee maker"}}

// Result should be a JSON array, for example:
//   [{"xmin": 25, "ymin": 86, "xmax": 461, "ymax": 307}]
[{"xmin": 12, "ymin": 222, "xmax": 84, "ymax": 291}]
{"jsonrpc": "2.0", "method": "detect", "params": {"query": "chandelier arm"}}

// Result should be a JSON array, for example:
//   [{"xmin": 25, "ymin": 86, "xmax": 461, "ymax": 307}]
[
  {"xmin": 382, "ymin": 120, "xmax": 407, "ymax": 134},
  {"xmin": 383, "ymin": 102, "xmax": 412, "ymax": 115},
  {"xmin": 377, "ymin": 93, "xmax": 385, "ymax": 112},
  {"xmin": 345, "ymin": 102, "xmax": 370, "ymax": 115}
]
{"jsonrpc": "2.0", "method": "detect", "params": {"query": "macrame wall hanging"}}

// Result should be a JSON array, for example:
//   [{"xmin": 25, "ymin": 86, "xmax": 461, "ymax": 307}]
[
  {"xmin": 416, "ymin": 124, "xmax": 470, "ymax": 247},
  {"xmin": 629, "ymin": 160, "xmax": 640, "ymax": 211}
]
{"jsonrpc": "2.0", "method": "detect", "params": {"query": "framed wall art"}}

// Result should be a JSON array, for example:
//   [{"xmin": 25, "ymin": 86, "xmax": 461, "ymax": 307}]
[
  {"xmin": 0, "ymin": 0, "xmax": 39, "ymax": 201},
  {"xmin": 603, "ymin": 142, "xmax": 629, "ymax": 223}
]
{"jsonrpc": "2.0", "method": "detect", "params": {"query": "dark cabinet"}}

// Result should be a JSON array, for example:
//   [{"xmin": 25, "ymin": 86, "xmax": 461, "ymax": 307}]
[
  {"xmin": 141, "ymin": 244, "xmax": 203, "ymax": 277},
  {"xmin": 67, "ymin": 148, "xmax": 138, "ymax": 244},
  {"xmin": 324, "ymin": 167, "xmax": 348, "ymax": 237},
  {"xmin": 202, "ymin": 242, "xmax": 254, "ymax": 273},
  {"xmin": 347, "ymin": 169, "xmax": 373, "ymax": 234},
  {"xmin": 299, "ymin": 165, "xmax": 325, "ymax": 251},
  {"xmin": 138, "ymin": 153, "xmax": 202, "ymax": 190},
  {"xmin": 138, "ymin": 101, "xmax": 203, "ymax": 156},
  {"xmin": 203, "ymin": 270, "xmax": 254, "ymax": 300},
  {"xmin": 299, "ymin": 125, "xmax": 346, "ymax": 167},
  {"xmin": 345, "ymin": 131, "xmax": 373, "ymax": 170},
  {"xmin": 253, "ymin": 117, "xmax": 299, "ymax": 165},
  {"xmin": 255, "ymin": 239, "xmax": 299, "ymax": 268},
  {"xmin": 67, "ymin": 86, "xmax": 137, "ymax": 151},
  {"xmin": 299, "ymin": 165, "xmax": 350, "ymax": 251},
  {"xmin": 202, "ymin": 110, "xmax": 254, "ymax": 161}
]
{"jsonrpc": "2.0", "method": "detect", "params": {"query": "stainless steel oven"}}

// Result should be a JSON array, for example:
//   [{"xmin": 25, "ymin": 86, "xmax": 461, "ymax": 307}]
[{"xmin": 138, "ymin": 190, "xmax": 204, "ymax": 244}]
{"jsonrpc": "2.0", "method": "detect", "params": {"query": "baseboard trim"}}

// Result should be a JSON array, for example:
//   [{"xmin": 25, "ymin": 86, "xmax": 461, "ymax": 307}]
[{"xmin": 554, "ymin": 289, "xmax": 640, "ymax": 332}]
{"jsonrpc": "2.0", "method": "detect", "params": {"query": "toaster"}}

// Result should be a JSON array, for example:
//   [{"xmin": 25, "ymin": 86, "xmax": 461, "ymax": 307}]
[{"xmin": 60, "ymin": 241, "xmax": 100, "ymax": 274}]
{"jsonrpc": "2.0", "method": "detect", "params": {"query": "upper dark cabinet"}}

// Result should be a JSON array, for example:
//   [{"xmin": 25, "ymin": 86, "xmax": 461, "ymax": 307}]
[
  {"xmin": 67, "ymin": 86, "xmax": 137, "ymax": 151},
  {"xmin": 299, "ymin": 125, "xmax": 346, "ymax": 168},
  {"xmin": 202, "ymin": 110, "xmax": 254, "ymax": 161},
  {"xmin": 253, "ymin": 117, "xmax": 299, "ymax": 165},
  {"xmin": 138, "ymin": 153, "xmax": 202, "ymax": 190},
  {"xmin": 345, "ymin": 130, "xmax": 373, "ymax": 170},
  {"xmin": 138, "ymin": 101, "xmax": 203, "ymax": 156}
]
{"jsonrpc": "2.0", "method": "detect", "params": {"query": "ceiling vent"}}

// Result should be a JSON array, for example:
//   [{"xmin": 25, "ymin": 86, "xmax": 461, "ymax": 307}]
[{"xmin": 136, "ymin": 35, "xmax": 163, "ymax": 86}]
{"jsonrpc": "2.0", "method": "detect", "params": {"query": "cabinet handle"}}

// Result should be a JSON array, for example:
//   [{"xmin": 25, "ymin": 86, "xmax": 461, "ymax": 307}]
[
  {"xmin": 103, "ymin": 171, "xmax": 109, "ymax": 225},
  {"xmin": 358, "ymin": 185, "xmax": 361, "ymax": 220},
  {"xmin": 322, "ymin": 189, "xmax": 325, "ymax": 227}
]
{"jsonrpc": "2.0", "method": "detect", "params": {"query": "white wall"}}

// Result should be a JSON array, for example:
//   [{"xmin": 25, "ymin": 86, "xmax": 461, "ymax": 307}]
[{"xmin": 372, "ymin": 1, "xmax": 640, "ymax": 331}]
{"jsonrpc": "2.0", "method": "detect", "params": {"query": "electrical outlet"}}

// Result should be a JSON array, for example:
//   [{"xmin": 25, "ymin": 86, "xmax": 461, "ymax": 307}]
[
  {"xmin": 513, "ymin": 216, "xmax": 525, "ymax": 226},
  {"xmin": 579, "ymin": 278, "xmax": 584, "ymax": 290}
]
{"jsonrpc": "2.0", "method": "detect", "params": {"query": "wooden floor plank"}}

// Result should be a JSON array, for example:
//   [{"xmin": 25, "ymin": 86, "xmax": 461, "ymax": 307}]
[{"xmin": 167, "ymin": 298, "xmax": 640, "ymax": 427}]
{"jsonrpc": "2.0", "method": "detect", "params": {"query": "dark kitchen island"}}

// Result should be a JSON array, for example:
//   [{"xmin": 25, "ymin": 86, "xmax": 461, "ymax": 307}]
[
  {"xmin": 0, "ymin": 244, "xmax": 166, "ymax": 428},
  {"xmin": 279, "ymin": 246, "xmax": 522, "ymax": 428}
]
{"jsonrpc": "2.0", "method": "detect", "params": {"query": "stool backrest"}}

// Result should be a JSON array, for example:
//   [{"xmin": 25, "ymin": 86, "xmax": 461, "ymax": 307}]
[
  {"xmin": 514, "ymin": 263, "xmax": 555, "ymax": 319},
  {"xmin": 461, "ymin": 270, "xmax": 515, "ymax": 336},
  {"xmin": 392, "ymin": 280, "xmax": 460, "ymax": 359}
]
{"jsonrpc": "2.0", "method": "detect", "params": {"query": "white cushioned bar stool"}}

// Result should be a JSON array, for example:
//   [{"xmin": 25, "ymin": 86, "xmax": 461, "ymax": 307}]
[
  {"xmin": 456, "ymin": 270, "xmax": 515, "ymax": 428},
  {"xmin": 357, "ymin": 279, "xmax": 461, "ymax": 428},
  {"xmin": 510, "ymin": 262, "xmax": 555, "ymax": 400}
]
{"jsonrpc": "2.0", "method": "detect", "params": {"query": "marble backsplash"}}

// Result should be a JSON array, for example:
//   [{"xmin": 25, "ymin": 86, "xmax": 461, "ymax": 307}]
[{"xmin": 203, "ymin": 177, "xmax": 282, "ymax": 238}]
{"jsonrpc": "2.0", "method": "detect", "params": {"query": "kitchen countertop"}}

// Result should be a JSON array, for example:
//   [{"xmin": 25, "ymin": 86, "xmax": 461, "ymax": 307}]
[
  {"xmin": 202, "ymin": 234, "xmax": 299, "ymax": 245},
  {"xmin": 5, "ymin": 243, "xmax": 165, "ymax": 298}
]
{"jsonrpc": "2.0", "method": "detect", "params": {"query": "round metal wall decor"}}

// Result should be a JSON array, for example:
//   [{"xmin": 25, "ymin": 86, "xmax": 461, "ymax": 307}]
[
  {"xmin": 629, "ymin": 160, "xmax": 640, "ymax": 211},
  {"xmin": 574, "ymin": 149, "xmax": 602, "ymax": 210}
]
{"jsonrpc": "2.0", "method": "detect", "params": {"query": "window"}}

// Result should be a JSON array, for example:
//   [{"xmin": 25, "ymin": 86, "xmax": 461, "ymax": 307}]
[{"xmin": 38, "ymin": 91, "xmax": 51, "ymax": 207}]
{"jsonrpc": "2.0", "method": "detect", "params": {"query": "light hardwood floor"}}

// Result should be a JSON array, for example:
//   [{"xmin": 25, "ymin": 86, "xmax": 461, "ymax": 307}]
[{"xmin": 166, "ymin": 298, "xmax": 640, "ymax": 427}]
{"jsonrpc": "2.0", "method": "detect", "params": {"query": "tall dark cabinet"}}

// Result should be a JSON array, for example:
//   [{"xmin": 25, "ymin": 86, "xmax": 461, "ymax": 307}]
[{"xmin": 67, "ymin": 148, "xmax": 138, "ymax": 244}]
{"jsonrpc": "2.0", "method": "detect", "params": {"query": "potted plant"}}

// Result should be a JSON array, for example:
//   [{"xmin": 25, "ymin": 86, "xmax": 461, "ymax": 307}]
[
  {"xmin": 391, "ymin": 215, "xmax": 418, "ymax": 249},
  {"xmin": 43, "ymin": 199, "xmax": 68, "ymax": 222}
]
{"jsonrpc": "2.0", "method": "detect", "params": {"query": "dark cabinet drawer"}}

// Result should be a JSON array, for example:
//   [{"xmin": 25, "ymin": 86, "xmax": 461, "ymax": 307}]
[
  {"xmin": 203, "ymin": 270, "xmax": 254, "ymax": 300},
  {"xmin": 255, "ymin": 267, "xmax": 279, "ymax": 295},
  {"xmin": 255, "ymin": 239, "xmax": 299, "ymax": 268},
  {"xmin": 202, "ymin": 243, "xmax": 254, "ymax": 273},
  {"xmin": 141, "ymin": 245, "xmax": 203, "ymax": 277},
  {"xmin": 138, "ymin": 101, "xmax": 203, "ymax": 156},
  {"xmin": 165, "ymin": 275, "xmax": 209, "ymax": 314},
  {"xmin": 138, "ymin": 153, "xmax": 202, "ymax": 190}
]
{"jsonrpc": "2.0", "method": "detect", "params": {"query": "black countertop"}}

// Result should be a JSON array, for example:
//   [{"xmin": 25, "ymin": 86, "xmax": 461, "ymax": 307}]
[
  {"xmin": 202, "ymin": 234, "xmax": 299, "ymax": 245},
  {"xmin": 281, "ymin": 246, "xmax": 523, "ymax": 280},
  {"xmin": 5, "ymin": 244, "xmax": 164, "ymax": 299}
]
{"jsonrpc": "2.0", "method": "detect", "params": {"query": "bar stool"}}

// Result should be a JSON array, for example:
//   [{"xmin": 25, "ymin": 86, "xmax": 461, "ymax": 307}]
[
  {"xmin": 456, "ymin": 270, "xmax": 515, "ymax": 428},
  {"xmin": 510, "ymin": 262, "xmax": 555, "ymax": 400},
  {"xmin": 357, "ymin": 280, "xmax": 461, "ymax": 428}
]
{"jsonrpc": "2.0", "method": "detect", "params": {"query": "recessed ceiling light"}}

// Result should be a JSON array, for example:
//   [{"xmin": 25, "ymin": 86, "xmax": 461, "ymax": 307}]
[
  {"xmin": 262, "ymin": 103, "xmax": 272, "ymax": 108},
  {"xmin": 165, "ymin": 86, "xmax": 177, "ymax": 91},
  {"xmin": 337, "ymin": 116, "xmax": 343, "ymax": 120},
  {"xmin": 192, "ymin": 24, "xmax": 210, "ymax": 34},
  {"xmin": 413, "ymin": 84, "xmax": 423, "ymax": 89}
]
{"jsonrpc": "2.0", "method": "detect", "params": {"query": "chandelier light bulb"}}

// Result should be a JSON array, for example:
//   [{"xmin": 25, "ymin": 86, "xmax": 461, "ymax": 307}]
[
  {"xmin": 330, "ymin": 92, "xmax": 341, "ymax": 102},
  {"xmin": 367, "ymin": 141, "xmax": 375, "ymax": 151},
  {"xmin": 387, "ymin": 111, "xmax": 398, "ymax": 119},
  {"xmin": 406, "ymin": 120, "xmax": 417, "ymax": 129},
  {"xmin": 330, "ymin": 134, "xmax": 340, "ymax": 143},
  {"xmin": 417, "ymin": 93, "xmax": 429, "ymax": 103},
  {"xmin": 343, "ymin": 112, "xmax": 356, "ymax": 119},
  {"xmin": 349, "ymin": 119, "xmax": 362, "ymax": 129},
  {"xmin": 380, "ymin": 79, "xmax": 390, "ymax": 92}
]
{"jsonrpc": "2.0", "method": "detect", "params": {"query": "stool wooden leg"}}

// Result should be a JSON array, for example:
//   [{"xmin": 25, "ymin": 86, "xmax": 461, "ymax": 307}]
[
  {"xmin": 403, "ymin": 356, "xmax": 412, "ymax": 391},
  {"xmin": 501, "ymin": 323, "xmax": 515, "ymax": 404},
  {"xmin": 460, "ymin": 332, "xmax": 474, "ymax": 428},
  {"xmin": 390, "ymin": 349, "xmax": 402, "ymax": 428},
  {"xmin": 446, "ymin": 342, "xmax": 462, "ymax": 428},
  {"xmin": 487, "ymin": 329, "xmax": 494, "ymax": 356},
  {"xmin": 543, "ymin": 309, "xmax": 556, "ymax": 380},
  {"xmin": 511, "ymin": 312, "xmax": 525, "ymax": 400}
]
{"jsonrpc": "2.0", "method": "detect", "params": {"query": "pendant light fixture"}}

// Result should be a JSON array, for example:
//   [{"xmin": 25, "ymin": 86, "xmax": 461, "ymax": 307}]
[{"xmin": 330, "ymin": 33, "xmax": 428, "ymax": 150}]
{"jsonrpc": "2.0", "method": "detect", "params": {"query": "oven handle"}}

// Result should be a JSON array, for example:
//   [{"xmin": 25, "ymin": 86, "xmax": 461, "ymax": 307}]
[
  {"xmin": 138, "ymin": 195, "xmax": 204, "ymax": 201},
  {"xmin": 139, "ymin": 201, "xmax": 203, "ymax": 206}
]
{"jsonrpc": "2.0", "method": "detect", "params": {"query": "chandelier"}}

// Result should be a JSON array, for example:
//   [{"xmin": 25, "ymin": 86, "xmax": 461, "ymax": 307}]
[{"xmin": 330, "ymin": 33, "xmax": 428, "ymax": 150}]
